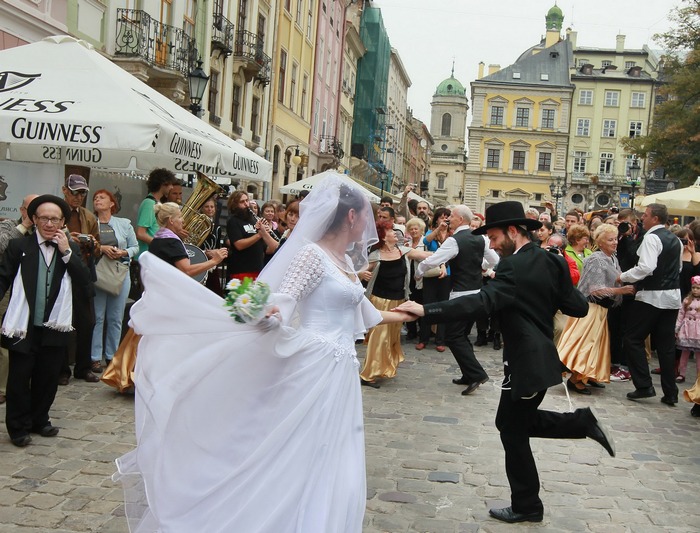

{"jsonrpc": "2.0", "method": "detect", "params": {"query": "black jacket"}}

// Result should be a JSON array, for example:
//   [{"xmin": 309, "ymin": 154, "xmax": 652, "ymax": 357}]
[{"xmin": 424, "ymin": 242, "xmax": 588, "ymax": 398}]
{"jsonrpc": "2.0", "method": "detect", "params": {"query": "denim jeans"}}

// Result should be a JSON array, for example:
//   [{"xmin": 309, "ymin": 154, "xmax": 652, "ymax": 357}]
[{"xmin": 92, "ymin": 273, "xmax": 131, "ymax": 362}]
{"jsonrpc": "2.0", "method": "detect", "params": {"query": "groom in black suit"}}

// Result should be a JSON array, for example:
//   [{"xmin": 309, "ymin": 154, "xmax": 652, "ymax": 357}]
[
  {"xmin": 397, "ymin": 201, "xmax": 615, "ymax": 524},
  {"xmin": 0, "ymin": 195, "xmax": 90, "ymax": 447}
]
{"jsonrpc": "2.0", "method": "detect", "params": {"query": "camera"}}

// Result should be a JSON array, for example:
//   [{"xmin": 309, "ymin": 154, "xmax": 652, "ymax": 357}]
[
  {"xmin": 618, "ymin": 222, "xmax": 630, "ymax": 234},
  {"xmin": 77, "ymin": 233, "xmax": 91, "ymax": 242},
  {"xmin": 680, "ymin": 238, "xmax": 689, "ymax": 245},
  {"xmin": 546, "ymin": 246, "xmax": 561, "ymax": 255}
]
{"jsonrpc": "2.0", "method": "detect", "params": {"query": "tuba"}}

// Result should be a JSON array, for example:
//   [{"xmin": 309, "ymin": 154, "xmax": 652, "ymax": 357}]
[{"xmin": 181, "ymin": 172, "xmax": 222, "ymax": 247}]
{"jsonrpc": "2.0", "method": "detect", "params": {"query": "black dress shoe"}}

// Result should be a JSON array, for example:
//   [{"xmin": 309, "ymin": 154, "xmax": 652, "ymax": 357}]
[
  {"xmin": 489, "ymin": 506, "xmax": 543, "ymax": 523},
  {"xmin": 583, "ymin": 407, "xmax": 615, "ymax": 457},
  {"xmin": 567, "ymin": 379, "xmax": 592, "ymax": 395},
  {"xmin": 493, "ymin": 334, "xmax": 502, "ymax": 350},
  {"xmin": 452, "ymin": 377, "xmax": 469, "ymax": 385},
  {"xmin": 360, "ymin": 379, "xmax": 380, "ymax": 389},
  {"xmin": 11, "ymin": 435, "xmax": 32, "ymax": 447},
  {"xmin": 462, "ymin": 377, "xmax": 489, "ymax": 396},
  {"xmin": 57, "ymin": 375, "xmax": 70, "ymax": 386},
  {"xmin": 691, "ymin": 404, "xmax": 700, "ymax": 417},
  {"xmin": 32, "ymin": 425, "xmax": 59, "ymax": 437},
  {"xmin": 626, "ymin": 386, "xmax": 656, "ymax": 400},
  {"xmin": 474, "ymin": 334, "xmax": 488, "ymax": 347},
  {"xmin": 660, "ymin": 396, "xmax": 677, "ymax": 406},
  {"xmin": 82, "ymin": 371, "xmax": 100, "ymax": 383},
  {"xmin": 587, "ymin": 380, "xmax": 605, "ymax": 389}
]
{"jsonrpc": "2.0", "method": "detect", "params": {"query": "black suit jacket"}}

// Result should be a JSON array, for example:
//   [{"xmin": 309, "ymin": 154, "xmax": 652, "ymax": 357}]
[
  {"xmin": 0, "ymin": 236, "xmax": 90, "ymax": 352},
  {"xmin": 424, "ymin": 242, "xmax": 588, "ymax": 398}
]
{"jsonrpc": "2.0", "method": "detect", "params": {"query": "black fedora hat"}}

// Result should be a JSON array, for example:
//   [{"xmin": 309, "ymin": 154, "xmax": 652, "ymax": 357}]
[
  {"xmin": 472, "ymin": 201, "xmax": 542, "ymax": 235},
  {"xmin": 27, "ymin": 195, "xmax": 72, "ymax": 221}
]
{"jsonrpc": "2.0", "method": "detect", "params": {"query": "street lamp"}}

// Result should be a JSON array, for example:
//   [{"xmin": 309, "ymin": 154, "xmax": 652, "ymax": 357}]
[
  {"xmin": 549, "ymin": 175, "xmax": 567, "ymax": 214},
  {"xmin": 188, "ymin": 59, "xmax": 210, "ymax": 116},
  {"xmin": 286, "ymin": 145, "xmax": 303, "ymax": 166},
  {"xmin": 627, "ymin": 160, "xmax": 642, "ymax": 208}
]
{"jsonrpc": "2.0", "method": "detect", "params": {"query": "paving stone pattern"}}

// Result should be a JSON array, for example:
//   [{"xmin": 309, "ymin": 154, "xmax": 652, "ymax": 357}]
[{"xmin": 0, "ymin": 341, "xmax": 698, "ymax": 532}]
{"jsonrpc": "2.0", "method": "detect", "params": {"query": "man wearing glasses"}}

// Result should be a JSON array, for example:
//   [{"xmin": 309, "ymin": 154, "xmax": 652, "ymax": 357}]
[
  {"xmin": 59, "ymin": 175, "xmax": 101, "ymax": 384},
  {"xmin": 0, "ymin": 195, "xmax": 91, "ymax": 446}
]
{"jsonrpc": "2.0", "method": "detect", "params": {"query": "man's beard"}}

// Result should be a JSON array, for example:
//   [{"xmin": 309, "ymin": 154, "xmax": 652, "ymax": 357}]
[
  {"xmin": 232, "ymin": 207, "xmax": 254, "ymax": 221},
  {"xmin": 498, "ymin": 234, "xmax": 517, "ymax": 258}
]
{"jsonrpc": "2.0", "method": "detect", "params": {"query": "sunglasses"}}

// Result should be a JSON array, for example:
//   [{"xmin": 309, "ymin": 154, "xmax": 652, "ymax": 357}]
[{"xmin": 69, "ymin": 190, "xmax": 88, "ymax": 197}]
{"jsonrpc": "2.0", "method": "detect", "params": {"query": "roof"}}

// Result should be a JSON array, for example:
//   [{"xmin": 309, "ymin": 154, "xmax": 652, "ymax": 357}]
[
  {"xmin": 435, "ymin": 75, "xmax": 467, "ymax": 97},
  {"xmin": 477, "ymin": 39, "xmax": 573, "ymax": 88}
]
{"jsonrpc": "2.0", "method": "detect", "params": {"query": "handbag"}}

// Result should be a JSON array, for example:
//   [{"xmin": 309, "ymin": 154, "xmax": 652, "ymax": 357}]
[{"xmin": 94, "ymin": 257, "xmax": 129, "ymax": 296}]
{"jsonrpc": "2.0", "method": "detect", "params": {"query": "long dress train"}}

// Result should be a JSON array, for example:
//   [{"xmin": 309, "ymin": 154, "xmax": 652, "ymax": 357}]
[{"xmin": 115, "ymin": 246, "xmax": 381, "ymax": 532}]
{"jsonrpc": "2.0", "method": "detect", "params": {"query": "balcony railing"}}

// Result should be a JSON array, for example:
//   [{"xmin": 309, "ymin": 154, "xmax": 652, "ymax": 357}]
[
  {"xmin": 115, "ymin": 9, "xmax": 197, "ymax": 76},
  {"xmin": 234, "ymin": 30, "xmax": 271, "ymax": 85},
  {"xmin": 570, "ymin": 172, "xmax": 624, "ymax": 186},
  {"xmin": 320, "ymin": 136, "xmax": 344, "ymax": 158},
  {"xmin": 212, "ymin": 13, "xmax": 234, "ymax": 56}
]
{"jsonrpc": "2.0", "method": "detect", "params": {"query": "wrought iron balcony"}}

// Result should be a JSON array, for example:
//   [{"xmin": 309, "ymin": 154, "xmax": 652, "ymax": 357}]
[
  {"xmin": 234, "ymin": 30, "xmax": 271, "ymax": 85},
  {"xmin": 115, "ymin": 9, "xmax": 197, "ymax": 76},
  {"xmin": 320, "ymin": 136, "xmax": 344, "ymax": 158},
  {"xmin": 570, "ymin": 172, "xmax": 622, "ymax": 186},
  {"xmin": 212, "ymin": 14, "xmax": 234, "ymax": 56}
]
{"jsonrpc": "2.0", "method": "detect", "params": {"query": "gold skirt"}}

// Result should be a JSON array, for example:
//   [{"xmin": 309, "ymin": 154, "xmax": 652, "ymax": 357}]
[
  {"xmin": 101, "ymin": 327, "xmax": 141, "ymax": 393},
  {"xmin": 557, "ymin": 303, "xmax": 611, "ymax": 383},
  {"xmin": 360, "ymin": 295, "xmax": 405, "ymax": 382},
  {"xmin": 684, "ymin": 375, "xmax": 700, "ymax": 404}
]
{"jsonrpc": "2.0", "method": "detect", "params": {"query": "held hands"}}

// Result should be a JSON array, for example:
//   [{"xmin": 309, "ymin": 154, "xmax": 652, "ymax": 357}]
[
  {"xmin": 619, "ymin": 285, "xmax": 636, "ymax": 296},
  {"xmin": 101, "ymin": 245, "xmax": 124, "ymax": 260},
  {"xmin": 393, "ymin": 300, "xmax": 425, "ymax": 318}
]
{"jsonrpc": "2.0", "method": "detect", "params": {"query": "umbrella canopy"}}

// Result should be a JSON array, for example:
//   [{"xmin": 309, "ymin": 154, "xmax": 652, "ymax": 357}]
[
  {"xmin": 0, "ymin": 36, "xmax": 271, "ymax": 181},
  {"xmin": 279, "ymin": 171, "xmax": 380, "ymax": 202},
  {"xmin": 638, "ymin": 178, "xmax": 700, "ymax": 216}
]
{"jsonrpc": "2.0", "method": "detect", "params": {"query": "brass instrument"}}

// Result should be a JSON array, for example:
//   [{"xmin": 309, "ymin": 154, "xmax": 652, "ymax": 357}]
[{"xmin": 181, "ymin": 172, "xmax": 222, "ymax": 247}]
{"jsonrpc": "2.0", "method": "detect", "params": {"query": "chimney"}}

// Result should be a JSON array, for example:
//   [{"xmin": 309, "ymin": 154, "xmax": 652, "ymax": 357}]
[
  {"xmin": 616, "ymin": 34, "xmax": 625, "ymax": 53},
  {"xmin": 478, "ymin": 61, "xmax": 485, "ymax": 79},
  {"xmin": 488, "ymin": 64, "xmax": 501, "ymax": 75},
  {"xmin": 566, "ymin": 28, "xmax": 578, "ymax": 49}
]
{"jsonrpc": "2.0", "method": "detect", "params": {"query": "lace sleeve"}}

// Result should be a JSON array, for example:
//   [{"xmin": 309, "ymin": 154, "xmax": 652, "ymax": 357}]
[{"xmin": 278, "ymin": 245, "xmax": 325, "ymax": 301}]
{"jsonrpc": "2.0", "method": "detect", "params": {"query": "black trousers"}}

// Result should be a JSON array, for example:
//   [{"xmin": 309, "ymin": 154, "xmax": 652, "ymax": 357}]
[
  {"xmin": 419, "ymin": 277, "xmax": 450, "ymax": 344},
  {"xmin": 495, "ymin": 384, "xmax": 591, "ymax": 514},
  {"xmin": 6, "ymin": 329, "xmax": 64, "ymax": 439},
  {"xmin": 623, "ymin": 299, "xmax": 678, "ymax": 399},
  {"xmin": 61, "ymin": 295, "xmax": 95, "ymax": 378},
  {"xmin": 445, "ymin": 313, "xmax": 487, "ymax": 382}
]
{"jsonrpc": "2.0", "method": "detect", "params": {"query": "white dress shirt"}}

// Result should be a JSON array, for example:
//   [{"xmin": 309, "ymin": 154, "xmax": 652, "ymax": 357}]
[
  {"xmin": 36, "ymin": 234, "xmax": 72, "ymax": 266},
  {"xmin": 619, "ymin": 224, "xmax": 682, "ymax": 309}
]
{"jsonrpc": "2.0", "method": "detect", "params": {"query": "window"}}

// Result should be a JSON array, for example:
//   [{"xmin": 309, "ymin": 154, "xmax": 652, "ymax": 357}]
[
  {"xmin": 290, "ymin": 63, "xmax": 298, "ymax": 111},
  {"xmin": 321, "ymin": 107, "xmax": 327, "ymax": 136},
  {"xmin": 629, "ymin": 121, "xmax": 642, "ymax": 138},
  {"xmin": 251, "ymin": 96, "xmax": 260, "ymax": 136},
  {"xmin": 512, "ymin": 150, "xmax": 526, "ymax": 170},
  {"xmin": 301, "ymin": 74, "xmax": 308, "ymax": 119},
  {"xmin": 604, "ymin": 90, "xmax": 620, "ymax": 107},
  {"xmin": 602, "ymin": 119, "xmax": 617, "ymax": 137},
  {"xmin": 207, "ymin": 69, "xmax": 219, "ymax": 116},
  {"xmin": 307, "ymin": 0, "xmax": 314, "ymax": 38},
  {"xmin": 577, "ymin": 118, "xmax": 590, "ymax": 136},
  {"xmin": 538, "ymin": 152, "xmax": 552, "ymax": 171},
  {"xmin": 578, "ymin": 59, "xmax": 589, "ymax": 67},
  {"xmin": 486, "ymin": 149, "xmax": 500, "ymax": 168},
  {"xmin": 437, "ymin": 174, "xmax": 446, "ymax": 190},
  {"xmin": 490, "ymin": 106, "xmax": 504, "ymax": 126},
  {"xmin": 573, "ymin": 151, "xmax": 587, "ymax": 173},
  {"xmin": 492, "ymin": 190, "xmax": 501, "ymax": 198},
  {"xmin": 579, "ymin": 90, "xmax": 593, "ymax": 105},
  {"xmin": 313, "ymin": 98, "xmax": 320, "ymax": 136},
  {"xmin": 625, "ymin": 155, "xmax": 640, "ymax": 177},
  {"xmin": 284, "ymin": 0, "xmax": 291, "ymax": 11},
  {"xmin": 631, "ymin": 92, "xmax": 646, "ymax": 108},
  {"xmin": 441, "ymin": 113, "xmax": 452, "ymax": 136},
  {"xmin": 602, "ymin": 60, "xmax": 612, "ymax": 67},
  {"xmin": 625, "ymin": 61, "xmax": 636, "ymax": 69},
  {"xmin": 278, "ymin": 50, "xmax": 287, "ymax": 103},
  {"xmin": 296, "ymin": 0, "xmax": 302, "ymax": 23},
  {"xmin": 599, "ymin": 153, "xmax": 614, "ymax": 175},
  {"xmin": 541, "ymin": 109, "xmax": 555, "ymax": 129},
  {"xmin": 184, "ymin": 0, "xmax": 197, "ymax": 37},
  {"xmin": 231, "ymin": 84, "xmax": 241, "ymax": 128},
  {"xmin": 515, "ymin": 108, "xmax": 529, "ymax": 127},
  {"xmin": 326, "ymin": 46, "xmax": 331, "ymax": 80},
  {"xmin": 237, "ymin": 0, "xmax": 247, "ymax": 32}
]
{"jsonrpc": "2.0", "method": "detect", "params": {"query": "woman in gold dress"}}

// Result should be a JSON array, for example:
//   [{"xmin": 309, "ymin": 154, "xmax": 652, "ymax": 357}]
[
  {"xmin": 557, "ymin": 224, "xmax": 635, "ymax": 394},
  {"xmin": 359, "ymin": 223, "xmax": 431, "ymax": 387}
]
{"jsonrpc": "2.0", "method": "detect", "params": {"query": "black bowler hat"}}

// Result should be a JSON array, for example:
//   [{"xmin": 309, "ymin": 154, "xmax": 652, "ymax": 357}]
[
  {"xmin": 472, "ymin": 201, "xmax": 542, "ymax": 235},
  {"xmin": 27, "ymin": 195, "xmax": 72, "ymax": 221}
]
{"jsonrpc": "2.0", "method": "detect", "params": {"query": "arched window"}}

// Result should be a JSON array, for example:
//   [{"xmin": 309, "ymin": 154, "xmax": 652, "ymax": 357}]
[{"xmin": 441, "ymin": 113, "xmax": 452, "ymax": 136}]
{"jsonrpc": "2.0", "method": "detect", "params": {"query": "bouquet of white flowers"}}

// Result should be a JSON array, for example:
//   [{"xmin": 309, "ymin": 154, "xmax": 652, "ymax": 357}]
[{"xmin": 224, "ymin": 278, "xmax": 271, "ymax": 324}]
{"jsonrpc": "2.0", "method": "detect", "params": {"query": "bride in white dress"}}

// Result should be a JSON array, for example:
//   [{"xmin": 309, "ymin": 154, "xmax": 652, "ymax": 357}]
[{"xmin": 115, "ymin": 174, "xmax": 412, "ymax": 532}]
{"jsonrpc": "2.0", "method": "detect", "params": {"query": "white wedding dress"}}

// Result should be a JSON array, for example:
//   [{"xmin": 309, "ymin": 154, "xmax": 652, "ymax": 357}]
[{"xmin": 115, "ymin": 244, "xmax": 381, "ymax": 533}]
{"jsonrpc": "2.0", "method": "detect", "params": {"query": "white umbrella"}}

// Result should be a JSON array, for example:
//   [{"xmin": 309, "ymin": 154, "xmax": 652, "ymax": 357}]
[
  {"xmin": 638, "ymin": 178, "xmax": 700, "ymax": 217},
  {"xmin": 0, "ymin": 36, "xmax": 271, "ymax": 181},
  {"xmin": 279, "ymin": 171, "xmax": 380, "ymax": 202}
]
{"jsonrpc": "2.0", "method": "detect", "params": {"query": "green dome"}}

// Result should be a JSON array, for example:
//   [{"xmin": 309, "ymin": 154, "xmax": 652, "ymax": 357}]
[
  {"xmin": 435, "ymin": 76, "xmax": 466, "ymax": 97},
  {"xmin": 546, "ymin": 3, "xmax": 564, "ymax": 31}
]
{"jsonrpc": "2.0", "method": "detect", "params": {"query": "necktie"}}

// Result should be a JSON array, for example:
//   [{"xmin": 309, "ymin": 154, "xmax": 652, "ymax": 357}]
[{"xmin": 44, "ymin": 240, "xmax": 57, "ymax": 248}]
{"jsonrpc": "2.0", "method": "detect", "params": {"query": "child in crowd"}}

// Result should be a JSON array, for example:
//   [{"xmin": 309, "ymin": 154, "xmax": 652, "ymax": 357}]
[{"xmin": 676, "ymin": 276, "xmax": 700, "ymax": 383}]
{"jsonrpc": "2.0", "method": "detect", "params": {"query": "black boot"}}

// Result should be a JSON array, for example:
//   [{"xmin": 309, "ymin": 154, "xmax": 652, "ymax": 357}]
[
  {"xmin": 493, "ymin": 333, "xmax": 502, "ymax": 350},
  {"xmin": 474, "ymin": 330, "xmax": 488, "ymax": 346}
]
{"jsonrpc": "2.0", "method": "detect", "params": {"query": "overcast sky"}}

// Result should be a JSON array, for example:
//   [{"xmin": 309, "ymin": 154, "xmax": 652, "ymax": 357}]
[{"xmin": 374, "ymin": 0, "xmax": 681, "ymax": 127}]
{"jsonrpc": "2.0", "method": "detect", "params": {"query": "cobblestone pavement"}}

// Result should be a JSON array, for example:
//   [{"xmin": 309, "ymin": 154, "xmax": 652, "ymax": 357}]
[{"xmin": 0, "ymin": 339, "xmax": 698, "ymax": 532}]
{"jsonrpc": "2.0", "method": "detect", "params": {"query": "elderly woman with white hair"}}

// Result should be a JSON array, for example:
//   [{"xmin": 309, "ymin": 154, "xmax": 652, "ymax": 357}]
[{"xmin": 557, "ymin": 223, "xmax": 635, "ymax": 394}]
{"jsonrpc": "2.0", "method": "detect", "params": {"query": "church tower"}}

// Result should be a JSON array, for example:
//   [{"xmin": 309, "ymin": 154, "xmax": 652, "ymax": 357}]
[{"xmin": 428, "ymin": 65, "xmax": 469, "ymax": 205}]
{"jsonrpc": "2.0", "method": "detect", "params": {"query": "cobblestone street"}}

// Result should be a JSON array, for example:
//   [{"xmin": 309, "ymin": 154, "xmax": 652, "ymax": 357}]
[{"xmin": 0, "ymin": 340, "xmax": 698, "ymax": 532}]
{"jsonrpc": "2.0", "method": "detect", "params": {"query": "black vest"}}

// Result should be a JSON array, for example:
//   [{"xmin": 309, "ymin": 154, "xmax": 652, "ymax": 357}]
[
  {"xmin": 449, "ymin": 229, "xmax": 485, "ymax": 292},
  {"xmin": 637, "ymin": 227, "xmax": 681, "ymax": 291}
]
